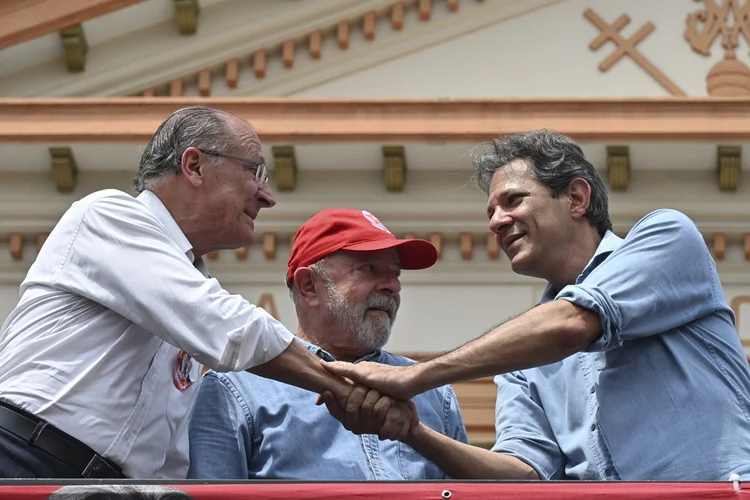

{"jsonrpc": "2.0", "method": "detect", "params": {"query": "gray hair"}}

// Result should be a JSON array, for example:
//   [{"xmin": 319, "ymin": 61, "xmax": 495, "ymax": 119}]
[
  {"xmin": 47, "ymin": 484, "xmax": 193, "ymax": 500},
  {"xmin": 471, "ymin": 129, "xmax": 612, "ymax": 236},
  {"xmin": 289, "ymin": 256, "xmax": 334, "ymax": 304},
  {"xmin": 132, "ymin": 106, "xmax": 239, "ymax": 193}
]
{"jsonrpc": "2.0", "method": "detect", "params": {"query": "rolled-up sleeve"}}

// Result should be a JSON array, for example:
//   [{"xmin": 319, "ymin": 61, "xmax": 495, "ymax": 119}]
[
  {"xmin": 555, "ymin": 209, "xmax": 722, "ymax": 352},
  {"xmin": 51, "ymin": 195, "xmax": 293, "ymax": 372},
  {"xmin": 491, "ymin": 372, "xmax": 565, "ymax": 480}
]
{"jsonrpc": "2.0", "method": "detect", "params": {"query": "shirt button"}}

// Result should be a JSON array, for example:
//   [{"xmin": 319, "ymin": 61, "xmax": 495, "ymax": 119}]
[
  {"xmin": 590, "ymin": 423, "xmax": 596, "ymax": 431},
  {"xmin": 590, "ymin": 386, "xmax": 596, "ymax": 394},
  {"xmin": 605, "ymin": 468, "xmax": 613, "ymax": 476}
]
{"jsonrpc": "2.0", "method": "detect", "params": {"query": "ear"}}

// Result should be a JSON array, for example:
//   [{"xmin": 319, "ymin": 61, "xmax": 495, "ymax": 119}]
[
  {"xmin": 180, "ymin": 147, "xmax": 206, "ymax": 187},
  {"xmin": 567, "ymin": 178, "xmax": 592, "ymax": 221},
  {"xmin": 293, "ymin": 267, "xmax": 323, "ymax": 306}
]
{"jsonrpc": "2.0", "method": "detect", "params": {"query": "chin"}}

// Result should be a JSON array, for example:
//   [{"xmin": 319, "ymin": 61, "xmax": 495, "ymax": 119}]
[
  {"xmin": 509, "ymin": 253, "xmax": 535, "ymax": 276},
  {"xmin": 237, "ymin": 229, "xmax": 255, "ymax": 247}
]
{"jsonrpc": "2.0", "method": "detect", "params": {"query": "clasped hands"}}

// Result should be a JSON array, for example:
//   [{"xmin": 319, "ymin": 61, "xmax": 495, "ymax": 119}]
[{"xmin": 316, "ymin": 361, "xmax": 420, "ymax": 441}]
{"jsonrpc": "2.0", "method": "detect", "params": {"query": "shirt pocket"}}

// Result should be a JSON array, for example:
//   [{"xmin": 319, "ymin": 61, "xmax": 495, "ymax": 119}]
[
  {"xmin": 592, "ymin": 344, "xmax": 635, "ymax": 371},
  {"xmin": 395, "ymin": 402, "xmax": 447, "ymax": 479}
]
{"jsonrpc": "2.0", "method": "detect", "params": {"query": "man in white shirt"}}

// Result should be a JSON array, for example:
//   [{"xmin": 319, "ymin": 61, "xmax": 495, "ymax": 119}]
[{"xmin": 0, "ymin": 106, "xmax": 413, "ymax": 479}]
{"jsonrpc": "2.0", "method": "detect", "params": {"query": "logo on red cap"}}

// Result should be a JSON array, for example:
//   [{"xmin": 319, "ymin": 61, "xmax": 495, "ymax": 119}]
[{"xmin": 362, "ymin": 210, "xmax": 392, "ymax": 234}]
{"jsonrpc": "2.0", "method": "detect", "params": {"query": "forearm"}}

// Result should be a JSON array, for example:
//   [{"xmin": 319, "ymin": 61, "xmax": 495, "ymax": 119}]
[
  {"xmin": 403, "ymin": 423, "xmax": 539, "ymax": 480},
  {"xmin": 249, "ymin": 339, "xmax": 351, "ymax": 397},
  {"xmin": 413, "ymin": 300, "xmax": 600, "ymax": 393}
]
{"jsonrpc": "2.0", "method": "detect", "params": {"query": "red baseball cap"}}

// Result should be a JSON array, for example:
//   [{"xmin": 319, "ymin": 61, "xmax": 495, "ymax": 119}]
[{"xmin": 286, "ymin": 208, "xmax": 438, "ymax": 285}]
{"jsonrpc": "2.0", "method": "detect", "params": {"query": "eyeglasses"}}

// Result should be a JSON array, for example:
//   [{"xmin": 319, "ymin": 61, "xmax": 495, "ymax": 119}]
[{"xmin": 198, "ymin": 149, "xmax": 268, "ymax": 187}]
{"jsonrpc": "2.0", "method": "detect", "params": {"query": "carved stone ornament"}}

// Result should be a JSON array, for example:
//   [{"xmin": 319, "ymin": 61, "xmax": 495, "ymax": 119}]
[{"xmin": 685, "ymin": 0, "xmax": 750, "ymax": 96}]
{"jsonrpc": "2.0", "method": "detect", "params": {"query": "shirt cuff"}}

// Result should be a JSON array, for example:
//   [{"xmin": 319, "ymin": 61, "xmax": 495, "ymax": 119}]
[{"xmin": 555, "ymin": 284, "xmax": 623, "ymax": 352}]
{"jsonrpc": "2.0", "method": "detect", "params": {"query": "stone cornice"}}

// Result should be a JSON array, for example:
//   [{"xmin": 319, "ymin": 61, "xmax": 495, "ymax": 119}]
[{"xmin": 5, "ymin": 97, "xmax": 750, "ymax": 142}]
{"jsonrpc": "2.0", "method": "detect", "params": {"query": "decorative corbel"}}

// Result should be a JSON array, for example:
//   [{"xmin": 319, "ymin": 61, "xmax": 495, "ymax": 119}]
[
  {"xmin": 309, "ymin": 31, "xmax": 322, "ymax": 59},
  {"xmin": 174, "ymin": 0, "xmax": 199, "ymax": 35},
  {"xmin": 235, "ymin": 247, "xmax": 247, "ymax": 260},
  {"xmin": 392, "ymin": 2, "xmax": 405, "ymax": 30},
  {"xmin": 263, "ymin": 233, "xmax": 278, "ymax": 260},
  {"xmin": 49, "ymin": 147, "xmax": 78, "ymax": 193},
  {"xmin": 197, "ymin": 68, "xmax": 211, "ymax": 96},
  {"xmin": 363, "ymin": 12, "xmax": 376, "ymax": 40},
  {"xmin": 206, "ymin": 251, "xmax": 219, "ymax": 261},
  {"xmin": 272, "ymin": 146, "xmax": 297, "ymax": 192},
  {"xmin": 258, "ymin": 293, "xmax": 280, "ymax": 320},
  {"xmin": 282, "ymin": 40, "xmax": 295, "ymax": 68},
  {"xmin": 10, "ymin": 234, "xmax": 23, "ymax": 261},
  {"xmin": 606, "ymin": 145, "xmax": 630, "ymax": 191},
  {"xmin": 717, "ymin": 146, "xmax": 741, "ymax": 191},
  {"xmin": 713, "ymin": 233, "xmax": 726, "ymax": 261},
  {"xmin": 460, "ymin": 233, "xmax": 473, "ymax": 260},
  {"xmin": 253, "ymin": 50, "xmax": 266, "ymax": 78},
  {"xmin": 383, "ymin": 146, "xmax": 407, "ymax": 192},
  {"xmin": 429, "ymin": 232, "xmax": 443, "ymax": 259},
  {"xmin": 337, "ymin": 22, "xmax": 349, "ymax": 49},
  {"xmin": 486, "ymin": 233, "xmax": 500, "ymax": 260},
  {"xmin": 36, "ymin": 233, "xmax": 49, "ymax": 252},
  {"xmin": 226, "ymin": 59, "xmax": 239, "ymax": 88},
  {"xmin": 60, "ymin": 24, "xmax": 88, "ymax": 72},
  {"xmin": 419, "ymin": 0, "xmax": 431, "ymax": 21}
]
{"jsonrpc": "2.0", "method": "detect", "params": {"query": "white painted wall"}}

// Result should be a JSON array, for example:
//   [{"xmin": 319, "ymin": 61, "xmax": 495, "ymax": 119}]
[
  {"xmin": 2, "ymin": 273, "xmax": 749, "ymax": 355},
  {"xmin": 295, "ymin": 0, "xmax": 731, "ymax": 98},
  {"xmin": 217, "ymin": 281, "xmax": 546, "ymax": 354}
]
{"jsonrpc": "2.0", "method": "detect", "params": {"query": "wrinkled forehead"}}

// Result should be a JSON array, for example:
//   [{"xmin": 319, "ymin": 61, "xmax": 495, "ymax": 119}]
[{"xmin": 226, "ymin": 115, "xmax": 262, "ymax": 153}]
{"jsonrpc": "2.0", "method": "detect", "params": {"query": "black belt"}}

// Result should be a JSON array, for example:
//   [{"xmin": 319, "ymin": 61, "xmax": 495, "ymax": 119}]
[{"xmin": 0, "ymin": 401, "xmax": 125, "ymax": 478}]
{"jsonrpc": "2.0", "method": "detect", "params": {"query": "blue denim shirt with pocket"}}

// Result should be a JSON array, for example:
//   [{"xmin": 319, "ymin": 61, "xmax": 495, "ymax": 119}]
[
  {"xmin": 492, "ymin": 209, "xmax": 750, "ymax": 481},
  {"xmin": 187, "ymin": 340, "xmax": 467, "ymax": 480}
]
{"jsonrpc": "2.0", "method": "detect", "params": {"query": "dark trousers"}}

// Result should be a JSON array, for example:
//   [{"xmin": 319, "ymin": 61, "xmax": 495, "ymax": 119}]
[{"xmin": 0, "ymin": 426, "xmax": 80, "ymax": 478}]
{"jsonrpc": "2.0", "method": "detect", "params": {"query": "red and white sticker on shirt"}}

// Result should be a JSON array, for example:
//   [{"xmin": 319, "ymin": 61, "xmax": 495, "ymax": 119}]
[
  {"xmin": 362, "ymin": 210, "xmax": 392, "ymax": 234},
  {"xmin": 173, "ymin": 350, "xmax": 194, "ymax": 392}
]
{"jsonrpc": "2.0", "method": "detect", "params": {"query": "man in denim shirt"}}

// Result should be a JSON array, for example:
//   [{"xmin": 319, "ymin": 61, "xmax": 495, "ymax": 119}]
[
  {"xmin": 323, "ymin": 130, "xmax": 750, "ymax": 481},
  {"xmin": 187, "ymin": 208, "xmax": 467, "ymax": 480}
]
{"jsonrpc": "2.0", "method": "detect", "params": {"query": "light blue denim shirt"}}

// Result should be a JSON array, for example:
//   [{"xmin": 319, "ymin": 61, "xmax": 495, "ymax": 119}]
[
  {"xmin": 187, "ymin": 340, "xmax": 467, "ymax": 480},
  {"xmin": 491, "ymin": 209, "xmax": 750, "ymax": 481}
]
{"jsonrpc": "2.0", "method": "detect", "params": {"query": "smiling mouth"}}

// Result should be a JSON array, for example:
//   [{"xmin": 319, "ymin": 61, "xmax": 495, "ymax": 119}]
[{"xmin": 503, "ymin": 234, "xmax": 524, "ymax": 252}]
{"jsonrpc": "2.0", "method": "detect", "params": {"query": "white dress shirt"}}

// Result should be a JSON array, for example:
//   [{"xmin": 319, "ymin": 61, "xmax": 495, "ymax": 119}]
[{"xmin": 0, "ymin": 189, "xmax": 294, "ymax": 479}]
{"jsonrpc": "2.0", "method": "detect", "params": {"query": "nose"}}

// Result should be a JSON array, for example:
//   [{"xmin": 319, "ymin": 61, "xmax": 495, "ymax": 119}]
[
  {"xmin": 488, "ymin": 206, "xmax": 512, "ymax": 235},
  {"xmin": 377, "ymin": 274, "xmax": 402, "ymax": 296},
  {"xmin": 257, "ymin": 183, "xmax": 276, "ymax": 208}
]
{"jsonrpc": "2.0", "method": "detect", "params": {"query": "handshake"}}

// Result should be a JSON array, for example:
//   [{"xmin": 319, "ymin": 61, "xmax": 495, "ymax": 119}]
[{"xmin": 316, "ymin": 359, "xmax": 424, "ymax": 442}]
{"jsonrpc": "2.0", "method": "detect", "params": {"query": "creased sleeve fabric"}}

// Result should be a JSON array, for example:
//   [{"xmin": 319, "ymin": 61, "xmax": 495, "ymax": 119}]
[{"xmin": 52, "ymin": 194, "xmax": 293, "ymax": 371}]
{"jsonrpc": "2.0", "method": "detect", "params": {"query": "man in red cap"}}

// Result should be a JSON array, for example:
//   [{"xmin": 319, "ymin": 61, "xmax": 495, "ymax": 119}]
[{"xmin": 187, "ymin": 208, "xmax": 468, "ymax": 480}]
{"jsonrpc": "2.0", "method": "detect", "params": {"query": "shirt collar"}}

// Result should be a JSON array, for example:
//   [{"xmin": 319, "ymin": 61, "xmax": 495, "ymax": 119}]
[
  {"xmin": 295, "ymin": 336, "xmax": 382, "ymax": 363},
  {"xmin": 136, "ymin": 190, "xmax": 196, "ymax": 263},
  {"xmin": 540, "ymin": 230, "xmax": 623, "ymax": 303}
]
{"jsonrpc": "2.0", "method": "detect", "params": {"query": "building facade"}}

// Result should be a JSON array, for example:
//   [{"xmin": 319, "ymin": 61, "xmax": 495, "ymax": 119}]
[{"xmin": 1, "ymin": 0, "xmax": 750, "ymax": 443}]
